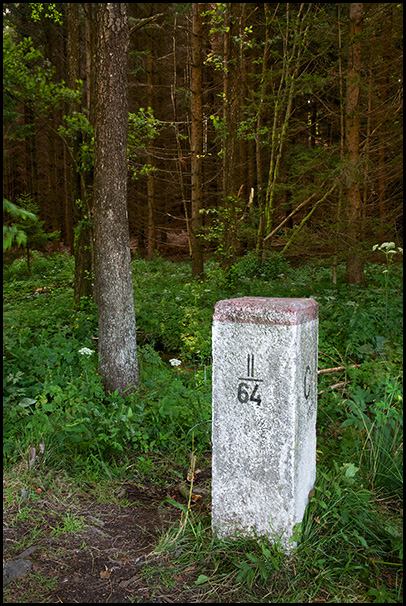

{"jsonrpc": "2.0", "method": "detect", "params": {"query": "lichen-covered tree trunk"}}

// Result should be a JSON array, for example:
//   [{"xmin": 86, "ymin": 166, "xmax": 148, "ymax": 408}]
[{"xmin": 93, "ymin": 3, "xmax": 139, "ymax": 395}]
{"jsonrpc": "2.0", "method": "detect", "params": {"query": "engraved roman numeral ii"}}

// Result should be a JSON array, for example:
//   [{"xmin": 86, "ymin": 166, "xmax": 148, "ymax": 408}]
[{"xmin": 238, "ymin": 354, "xmax": 262, "ymax": 406}]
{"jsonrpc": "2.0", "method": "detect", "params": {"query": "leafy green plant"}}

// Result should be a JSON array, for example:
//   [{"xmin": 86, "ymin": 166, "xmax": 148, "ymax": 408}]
[
  {"xmin": 3, "ymin": 32, "xmax": 80, "ymax": 124},
  {"xmin": 229, "ymin": 251, "xmax": 289, "ymax": 282},
  {"xmin": 341, "ymin": 378, "xmax": 403, "ymax": 495},
  {"xmin": 3, "ymin": 198, "xmax": 38, "ymax": 250},
  {"xmin": 7, "ymin": 194, "xmax": 60, "ymax": 274},
  {"xmin": 58, "ymin": 111, "xmax": 94, "ymax": 173},
  {"xmin": 127, "ymin": 107, "xmax": 162, "ymax": 180},
  {"xmin": 233, "ymin": 537, "xmax": 285, "ymax": 588}
]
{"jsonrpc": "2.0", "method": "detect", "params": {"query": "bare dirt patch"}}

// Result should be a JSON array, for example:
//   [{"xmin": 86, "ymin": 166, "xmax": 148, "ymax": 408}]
[{"xmin": 3, "ymin": 479, "xmax": 208, "ymax": 603}]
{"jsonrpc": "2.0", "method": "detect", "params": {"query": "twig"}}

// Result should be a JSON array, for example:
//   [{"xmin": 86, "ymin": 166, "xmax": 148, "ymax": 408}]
[
  {"xmin": 319, "ymin": 350, "xmax": 340, "ymax": 365},
  {"xmin": 318, "ymin": 381, "xmax": 346, "ymax": 395},
  {"xmin": 318, "ymin": 364, "xmax": 361, "ymax": 375}
]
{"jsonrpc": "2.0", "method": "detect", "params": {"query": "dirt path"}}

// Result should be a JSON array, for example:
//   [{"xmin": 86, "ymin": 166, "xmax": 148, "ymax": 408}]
[{"xmin": 3, "ymin": 481, "xmax": 205, "ymax": 603}]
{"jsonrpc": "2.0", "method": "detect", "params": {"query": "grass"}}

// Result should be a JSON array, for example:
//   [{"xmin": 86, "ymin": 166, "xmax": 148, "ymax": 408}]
[
  {"xmin": 145, "ymin": 459, "xmax": 402, "ymax": 602},
  {"xmin": 3, "ymin": 249, "xmax": 403, "ymax": 602}
]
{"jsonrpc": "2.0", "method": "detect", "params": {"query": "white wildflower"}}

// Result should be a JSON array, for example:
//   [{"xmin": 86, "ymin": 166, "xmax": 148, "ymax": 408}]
[
  {"xmin": 169, "ymin": 358, "xmax": 182, "ymax": 367},
  {"xmin": 78, "ymin": 347, "xmax": 94, "ymax": 356}
]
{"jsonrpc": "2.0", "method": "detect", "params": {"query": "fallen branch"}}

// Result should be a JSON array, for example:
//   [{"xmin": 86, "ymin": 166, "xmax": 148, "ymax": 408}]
[
  {"xmin": 318, "ymin": 364, "xmax": 361, "ymax": 375},
  {"xmin": 318, "ymin": 381, "xmax": 346, "ymax": 396}
]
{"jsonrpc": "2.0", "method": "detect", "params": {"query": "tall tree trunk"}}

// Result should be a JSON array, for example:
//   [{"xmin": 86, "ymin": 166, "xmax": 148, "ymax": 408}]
[
  {"xmin": 378, "ymin": 7, "xmax": 391, "ymax": 241},
  {"xmin": 146, "ymin": 25, "xmax": 156, "ymax": 259},
  {"xmin": 65, "ymin": 3, "xmax": 79, "ymax": 257},
  {"xmin": 334, "ymin": 3, "xmax": 345, "ymax": 284},
  {"xmin": 171, "ymin": 13, "xmax": 192, "ymax": 257},
  {"xmin": 345, "ymin": 3, "xmax": 365, "ymax": 285},
  {"xmin": 219, "ymin": 2, "xmax": 241, "ymax": 268},
  {"xmin": 362, "ymin": 52, "xmax": 373, "ymax": 242},
  {"xmin": 190, "ymin": 2, "xmax": 204, "ymax": 276},
  {"xmin": 65, "ymin": 2, "xmax": 80, "ymax": 255},
  {"xmin": 93, "ymin": 3, "xmax": 139, "ymax": 395},
  {"xmin": 47, "ymin": 123, "xmax": 59, "ymax": 245},
  {"xmin": 71, "ymin": 3, "xmax": 94, "ymax": 304},
  {"xmin": 255, "ymin": 4, "xmax": 271, "ymax": 257}
]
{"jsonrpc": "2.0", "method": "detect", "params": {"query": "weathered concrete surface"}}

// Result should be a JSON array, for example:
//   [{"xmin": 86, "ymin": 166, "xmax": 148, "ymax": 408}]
[{"xmin": 212, "ymin": 297, "xmax": 318, "ymax": 549}]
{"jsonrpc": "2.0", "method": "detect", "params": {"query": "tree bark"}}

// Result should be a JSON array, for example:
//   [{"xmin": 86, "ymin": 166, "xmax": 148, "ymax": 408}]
[
  {"xmin": 71, "ymin": 3, "xmax": 94, "ymax": 304},
  {"xmin": 65, "ymin": 2, "xmax": 80, "ymax": 256},
  {"xmin": 93, "ymin": 3, "xmax": 139, "ymax": 395},
  {"xmin": 190, "ymin": 3, "xmax": 204, "ymax": 277},
  {"xmin": 345, "ymin": 3, "xmax": 365, "ymax": 285},
  {"xmin": 146, "ymin": 25, "xmax": 156, "ymax": 259}
]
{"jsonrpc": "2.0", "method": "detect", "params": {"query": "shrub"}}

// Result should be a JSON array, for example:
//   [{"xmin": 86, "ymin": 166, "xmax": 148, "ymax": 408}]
[{"xmin": 228, "ymin": 251, "xmax": 289, "ymax": 282}]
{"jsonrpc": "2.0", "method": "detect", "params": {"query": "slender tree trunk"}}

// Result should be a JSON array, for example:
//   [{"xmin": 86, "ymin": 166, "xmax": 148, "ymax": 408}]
[
  {"xmin": 171, "ymin": 13, "xmax": 192, "ymax": 257},
  {"xmin": 362, "ymin": 53, "xmax": 373, "ymax": 241},
  {"xmin": 26, "ymin": 246, "xmax": 31, "ymax": 276},
  {"xmin": 255, "ymin": 4, "xmax": 271, "ymax": 257},
  {"xmin": 190, "ymin": 2, "xmax": 204, "ymax": 276},
  {"xmin": 93, "ymin": 3, "xmax": 139, "ymax": 395},
  {"xmin": 66, "ymin": 3, "xmax": 79, "ymax": 256},
  {"xmin": 378, "ymin": 11, "xmax": 390, "ymax": 241},
  {"xmin": 219, "ymin": 3, "xmax": 240, "ymax": 268},
  {"xmin": 146, "ymin": 27, "xmax": 156, "ymax": 259},
  {"xmin": 378, "ymin": 132, "xmax": 386, "ymax": 240},
  {"xmin": 71, "ymin": 3, "xmax": 94, "ymax": 304},
  {"xmin": 260, "ymin": 3, "xmax": 312, "ymax": 260},
  {"xmin": 334, "ymin": 3, "xmax": 345, "ymax": 284},
  {"xmin": 65, "ymin": 2, "xmax": 80, "ymax": 255},
  {"xmin": 47, "ymin": 125, "xmax": 59, "ymax": 245},
  {"xmin": 345, "ymin": 3, "xmax": 365, "ymax": 285}
]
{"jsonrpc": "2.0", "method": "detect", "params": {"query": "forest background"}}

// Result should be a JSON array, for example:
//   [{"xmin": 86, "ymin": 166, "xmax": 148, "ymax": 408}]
[
  {"xmin": 3, "ymin": 3, "xmax": 403, "ymax": 603},
  {"xmin": 4, "ymin": 2, "xmax": 403, "ymax": 281}
]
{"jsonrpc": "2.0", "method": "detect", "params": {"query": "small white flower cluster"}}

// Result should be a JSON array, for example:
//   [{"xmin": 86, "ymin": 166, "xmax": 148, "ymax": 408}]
[
  {"xmin": 78, "ymin": 347, "xmax": 94, "ymax": 356},
  {"xmin": 372, "ymin": 241, "xmax": 402, "ymax": 254},
  {"xmin": 169, "ymin": 358, "xmax": 181, "ymax": 367}
]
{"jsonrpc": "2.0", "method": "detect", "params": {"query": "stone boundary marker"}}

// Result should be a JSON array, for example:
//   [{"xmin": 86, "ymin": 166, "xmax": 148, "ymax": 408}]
[{"xmin": 211, "ymin": 297, "xmax": 318, "ymax": 549}]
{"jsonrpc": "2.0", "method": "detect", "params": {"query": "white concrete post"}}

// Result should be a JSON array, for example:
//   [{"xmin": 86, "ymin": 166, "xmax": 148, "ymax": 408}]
[{"xmin": 212, "ymin": 297, "xmax": 318, "ymax": 549}]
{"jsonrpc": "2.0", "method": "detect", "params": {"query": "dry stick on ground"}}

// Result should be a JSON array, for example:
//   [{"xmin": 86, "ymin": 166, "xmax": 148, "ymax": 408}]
[
  {"xmin": 317, "ymin": 364, "xmax": 361, "ymax": 395},
  {"xmin": 318, "ymin": 382, "xmax": 346, "ymax": 396},
  {"xmin": 318, "ymin": 364, "xmax": 361, "ymax": 375}
]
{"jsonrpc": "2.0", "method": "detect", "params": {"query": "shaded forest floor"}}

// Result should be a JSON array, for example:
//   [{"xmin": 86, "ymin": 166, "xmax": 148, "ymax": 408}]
[{"xmin": 3, "ymin": 466, "xmax": 216, "ymax": 603}]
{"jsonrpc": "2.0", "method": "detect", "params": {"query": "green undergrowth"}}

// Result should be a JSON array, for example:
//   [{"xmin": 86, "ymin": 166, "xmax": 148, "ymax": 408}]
[
  {"xmin": 3, "ymin": 250, "xmax": 403, "ymax": 601},
  {"xmin": 148, "ymin": 459, "xmax": 402, "ymax": 602}
]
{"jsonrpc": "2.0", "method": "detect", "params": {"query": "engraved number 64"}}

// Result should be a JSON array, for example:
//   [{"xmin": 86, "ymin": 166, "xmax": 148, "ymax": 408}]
[{"xmin": 238, "ymin": 382, "xmax": 261, "ymax": 406}]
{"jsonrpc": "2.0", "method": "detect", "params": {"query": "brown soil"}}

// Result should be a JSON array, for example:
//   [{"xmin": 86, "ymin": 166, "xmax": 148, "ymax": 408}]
[{"xmin": 3, "ymin": 479, "xmax": 209, "ymax": 603}]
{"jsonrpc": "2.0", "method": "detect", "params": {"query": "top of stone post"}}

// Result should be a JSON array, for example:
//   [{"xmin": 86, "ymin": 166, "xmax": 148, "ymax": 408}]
[{"xmin": 213, "ymin": 297, "xmax": 318, "ymax": 325}]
